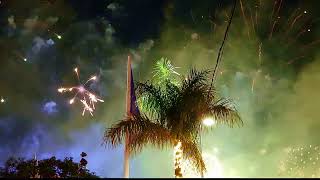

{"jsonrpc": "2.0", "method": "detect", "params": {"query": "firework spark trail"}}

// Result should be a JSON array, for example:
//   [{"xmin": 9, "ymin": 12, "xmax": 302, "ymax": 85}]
[
  {"xmin": 58, "ymin": 67, "xmax": 104, "ymax": 116},
  {"xmin": 251, "ymin": 42, "xmax": 263, "ymax": 94},
  {"xmin": 304, "ymin": 38, "xmax": 320, "ymax": 48},
  {"xmin": 285, "ymin": 12, "xmax": 304, "ymax": 37},
  {"xmin": 296, "ymin": 29, "xmax": 308, "ymax": 40},
  {"xmin": 80, "ymin": 98, "xmax": 93, "ymax": 116},
  {"xmin": 269, "ymin": 0, "xmax": 282, "ymax": 39},
  {"xmin": 268, "ymin": 19, "xmax": 278, "ymax": 40},
  {"xmin": 251, "ymin": 78, "xmax": 256, "ymax": 93},
  {"xmin": 258, "ymin": 42, "xmax": 262, "ymax": 65},
  {"xmin": 251, "ymin": 70, "xmax": 261, "ymax": 93},
  {"xmin": 255, "ymin": 7, "xmax": 258, "ymax": 30},
  {"xmin": 13, "ymin": 51, "xmax": 27, "ymax": 62},
  {"xmin": 286, "ymin": 14, "xmax": 316, "ymax": 44},
  {"xmin": 284, "ymin": 7, "xmax": 301, "ymax": 29},
  {"xmin": 54, "ymin": 33, "xmax": 62, "ymax": 39},
  {"xmin": 288, "ymin": 28, "xmax": 308, "ymax": 45},
  {"xmin": 47, "ymin": 29, "xmax": 62, "ymax": 39},
  {"xmin": 285, "ymin": 13, "xmax": 320, "ymax": 47},
  {"xmin": 239, "ymin": 0, "xmax": 251, "ymax": 39},
  {"xmin": 249, "ymin": 7, "xmax": 256, "ymax": 35},
  {"xmin": 276, "ymin": 0, "xmax": 283, "ymax": 17},
  {"xmin": 269, "ymin": 0, "xmax": 277, "ymax": 26},
  {"xmin": 286, "ymin": 55, "xmax": 306, "ymax": 65},
  {"xmin": 279, "ymin": 145, "xmax": 320, "ymax": 177}
]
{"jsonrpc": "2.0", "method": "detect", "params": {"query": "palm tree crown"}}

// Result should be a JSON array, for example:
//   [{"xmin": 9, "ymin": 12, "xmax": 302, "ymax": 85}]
[{"xmin": 104, "ymin": 66, "xmax": 242, "ymax": 176}]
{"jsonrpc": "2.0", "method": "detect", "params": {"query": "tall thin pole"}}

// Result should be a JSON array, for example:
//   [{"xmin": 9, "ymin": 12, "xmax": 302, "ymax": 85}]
[
  {"xmin": 124, "ymin": 55, "xmax": 132, "ymax": 178},
  {"xmin": 209, "ymin": 0, "xmax": 237, "ymax": 91}
]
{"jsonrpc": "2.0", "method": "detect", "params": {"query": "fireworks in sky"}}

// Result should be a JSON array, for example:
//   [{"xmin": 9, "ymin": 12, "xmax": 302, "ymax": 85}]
[
  {"xmin": 182, "ymin": 151, "xmax": 224, "ymax": 178},
  {"xmin": 47, "ymin": 29, "xmax": 62, "ymax": 39},
  {"xmin": 58, "ymin": 67, "xmax": 104, "ymax": 116},
  {"xmin": 0, "ymin": 97, "xmax": 5, "ymax": 103},
  {"xmin": 278, "ymin": 145, "xmax": 320, "ymax": 177},
  {"xmin": 13, "ymin": 51, "xmax": 27, "ymax": 62},
  {"xmin": 223, "ymin": 0, "xmax": 319, "ymax": 94},
  {"xmin": 54, "ymin": 33, "xmax": 62, "ymax": 39}
]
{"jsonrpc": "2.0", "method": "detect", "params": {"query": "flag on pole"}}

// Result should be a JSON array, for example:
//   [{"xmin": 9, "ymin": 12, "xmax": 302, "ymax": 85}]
[
  {"xmin": 126, "ymin": 55, "xmax": 140, "ymax": 117},
  {"xmin": 124, "ymin": 55, "xmax": 139, "ymax": 178},
  {"xmin": 129, "ymin": 68, "xmax": 140, "ymax": 116}
]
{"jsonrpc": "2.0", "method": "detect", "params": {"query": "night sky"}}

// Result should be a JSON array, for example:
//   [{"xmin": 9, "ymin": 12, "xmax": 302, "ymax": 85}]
[{"xmin": 0, "ymin": 0, "xmax": 320, "ymax": 178}]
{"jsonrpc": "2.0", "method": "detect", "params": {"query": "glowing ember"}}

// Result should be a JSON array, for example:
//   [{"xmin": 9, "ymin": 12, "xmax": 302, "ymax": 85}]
[
  {"xmin": 279, "ymin": 145, "xmax": 320, "ymax": 177},
  {"xmin": 182, "ymin": 151, "xmax": 224, "ymax": 178},
  {"xmin": 58, "ymin": 67, "xmax": 104, "ymax": 116}
]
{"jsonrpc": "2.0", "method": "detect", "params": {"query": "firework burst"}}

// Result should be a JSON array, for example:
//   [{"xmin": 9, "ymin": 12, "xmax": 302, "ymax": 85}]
[
  {"xmin": 182, "ymin": 151, "xmax": 224, "ymax": 178},
  {"xmin": 58, "ymin": 67, "xmax": 104, "ymax": 116},
  {"xmin": 278, "ymin": 145, "xmax": 320, "ymax": 177},
  {"xmin": 0, "ymin": 97, "xmax": 5, "ymax": 103}
]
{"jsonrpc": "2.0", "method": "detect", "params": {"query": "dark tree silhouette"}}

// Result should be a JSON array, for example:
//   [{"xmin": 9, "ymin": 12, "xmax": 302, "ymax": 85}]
[{"xmin": 0, "ymin": 156, "xmax": 99, "ymax": 178}]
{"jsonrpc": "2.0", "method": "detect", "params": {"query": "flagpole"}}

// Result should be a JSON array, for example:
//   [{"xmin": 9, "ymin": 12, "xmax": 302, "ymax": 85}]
[{"xmin": 124, "ymin": 55, "xmax": 132, "ymax": 178}]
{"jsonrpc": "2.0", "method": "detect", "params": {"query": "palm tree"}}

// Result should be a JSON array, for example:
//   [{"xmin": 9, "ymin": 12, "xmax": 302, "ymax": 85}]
[{"xmin": 104, "ymin": 67, "xmax": 242, "ymax": 178}]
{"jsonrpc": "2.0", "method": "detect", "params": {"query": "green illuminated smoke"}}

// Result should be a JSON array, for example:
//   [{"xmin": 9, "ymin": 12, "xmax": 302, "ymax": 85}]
[{"xmin": 131, "ymin": 0, "xmax": 320, "ymax": 177}]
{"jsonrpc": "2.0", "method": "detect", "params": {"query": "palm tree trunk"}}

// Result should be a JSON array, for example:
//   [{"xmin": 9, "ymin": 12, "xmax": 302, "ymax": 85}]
[{"xmin": 174, "ymin": 141, "xmax": 183, "ymax": 178}]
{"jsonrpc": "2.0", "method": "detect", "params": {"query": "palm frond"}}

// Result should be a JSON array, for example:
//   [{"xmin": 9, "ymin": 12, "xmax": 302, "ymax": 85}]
[
  {"xmin": 210, "ymin": 98, "xmax": 243, "ymax": 127},
  {"xmin": 136, "ymin": 82, "xmax": 166, "ymax": 123},
  {"xmin": 128, "ymin": 123, "xmax": 175, "ymax": 155},
  {"xmin": 104, "ymin": 114, "xmax": 174, "ymax": 154},
  {"xmin": 182, "ymin": 69, "xmax": 210, "ymax": 91},
  {"xmin": 180, "ymin": 138, "xmax": 206, "ymax": 176}
]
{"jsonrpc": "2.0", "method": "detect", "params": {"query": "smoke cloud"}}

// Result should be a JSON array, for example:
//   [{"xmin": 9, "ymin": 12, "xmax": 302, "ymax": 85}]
[{"xmin": 0, "ymin": 0, "xmax": 319, "ymax": 178}]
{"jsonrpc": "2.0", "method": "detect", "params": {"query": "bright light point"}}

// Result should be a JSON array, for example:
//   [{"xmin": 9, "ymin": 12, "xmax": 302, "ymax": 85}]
[
  {"xmin": 91, "ymin": 76, "xmax": 97, "ymax": 80},
  {"xmin": 69, "ymin": 99, "xmax": 74, "ymax": 104},
  {"xmin": 23, "ymin": 58, "xmax": 27, "ymax": 61},
  {"xmin": 57, "ymin": 35, "xmax": 62, "ymax": 39},
  {"xmin": 74, "ymin": 68, "xmax": 78, "ymax": 73},
  {"xmin": 304, "ymin": 10, "xmax": 307, "ymax": 14},
  {"xmin": 58, "ymin": 88, "xmax": 64, "ymax": 93},
  {"xmin": 0, "ymin": 98, "xmax": 5, "ymax": 103},
  {"xmin": 79, "ymin": 86, "xmax": 85, "ymax": 92},
  {"xmin": 203, "ymin": 117, "xmax": 216, "ymax": 126},
  {"xmin": 308, "ymin": 29, "xmax": 311, "ymax": 32}
]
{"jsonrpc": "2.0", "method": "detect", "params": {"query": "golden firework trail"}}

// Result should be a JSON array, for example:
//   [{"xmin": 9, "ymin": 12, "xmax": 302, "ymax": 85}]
[{"xmin": 58, "ymin": 67, "xmax": 104, "ymax": 116}]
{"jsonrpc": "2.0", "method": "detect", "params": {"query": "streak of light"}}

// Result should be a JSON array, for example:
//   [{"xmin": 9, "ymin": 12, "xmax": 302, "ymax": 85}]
[{"xmin": 239, "ymin": 0, "xmax": 251, "ymax": 39}]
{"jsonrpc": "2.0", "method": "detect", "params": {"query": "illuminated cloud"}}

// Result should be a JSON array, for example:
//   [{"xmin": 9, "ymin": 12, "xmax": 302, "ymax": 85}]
[{"xmin": 42, "ymin": 101, "xmax": 58, "ymax": 114}]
